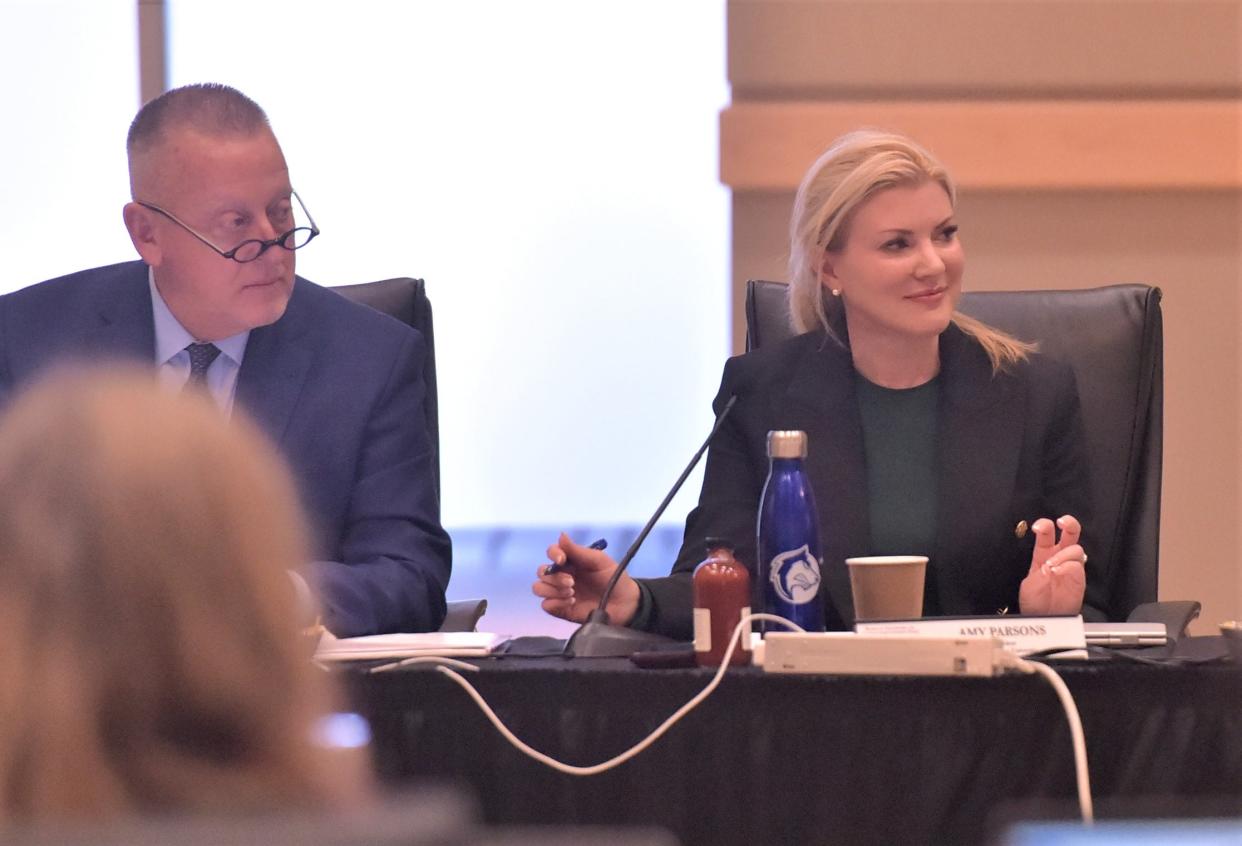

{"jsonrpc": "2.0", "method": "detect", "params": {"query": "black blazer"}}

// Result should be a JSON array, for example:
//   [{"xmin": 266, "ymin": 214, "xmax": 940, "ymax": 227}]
[{"xmin": 641, "ymin": 323, "xmax": 1096, "ymax": 638}]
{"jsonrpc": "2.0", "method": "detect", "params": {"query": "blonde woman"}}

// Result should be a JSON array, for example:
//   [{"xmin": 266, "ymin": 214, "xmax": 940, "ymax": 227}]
[
  {"xmin": 534, "ymin": 129, "xmax": 1093, "ymax": 635},
  {"xmin": 0, "ymin": 369, "xmax": 367, "ymax": 822}
]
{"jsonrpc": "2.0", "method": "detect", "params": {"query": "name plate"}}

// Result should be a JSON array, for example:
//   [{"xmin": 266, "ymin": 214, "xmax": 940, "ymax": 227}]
[{"xmin": 855, "ymin": 615, "xmax": 1086, "ymax": 657}]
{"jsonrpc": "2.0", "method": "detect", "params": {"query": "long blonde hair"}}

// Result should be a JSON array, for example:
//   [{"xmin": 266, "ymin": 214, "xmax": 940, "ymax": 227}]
[
  {"xmin": 0, "ymin": 368, "xmax": 363, "ymax": 822},
  {"xmin": 787, "ymin": 129, "xmax": 1032, "ymax": 371}
]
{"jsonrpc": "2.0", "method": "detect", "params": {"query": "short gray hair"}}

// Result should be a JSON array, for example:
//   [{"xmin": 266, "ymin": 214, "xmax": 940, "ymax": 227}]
[{"xmin": 127, "ymin": 83, "xmax": 270, "ymax": 155}]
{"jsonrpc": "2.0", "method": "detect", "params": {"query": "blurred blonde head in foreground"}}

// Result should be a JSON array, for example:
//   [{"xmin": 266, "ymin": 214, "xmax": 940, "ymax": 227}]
[{"xmin": 0, "ymin": 368, "xmax": 366, "ymax": 822}]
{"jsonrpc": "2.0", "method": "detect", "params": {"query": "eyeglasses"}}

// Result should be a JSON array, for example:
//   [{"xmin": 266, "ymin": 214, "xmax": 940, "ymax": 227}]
[{"xmin": 136, "ymin": 191, "xmax": 320, "ymax": 263}]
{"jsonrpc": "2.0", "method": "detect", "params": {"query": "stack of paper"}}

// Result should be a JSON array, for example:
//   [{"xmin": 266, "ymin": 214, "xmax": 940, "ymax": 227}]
[{"xmin": 314, "ymin": 631, "xmax": 507, "ymax": 662}]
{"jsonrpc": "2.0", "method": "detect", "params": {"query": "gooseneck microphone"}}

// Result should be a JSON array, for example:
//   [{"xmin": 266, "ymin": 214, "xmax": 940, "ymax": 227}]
[{"xmin": 563, "ymin": 395, "xmax": 739, "ymax": 658}]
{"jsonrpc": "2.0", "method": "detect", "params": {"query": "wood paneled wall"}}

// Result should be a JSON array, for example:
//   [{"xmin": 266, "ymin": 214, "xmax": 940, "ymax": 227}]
[
  {"xmin": 137, "ymin": 0, "xmax": 166, "ymax": 104},
  {"xmin": 724, "ymin": 0, "xmax": 1242, "ymax": 633}
]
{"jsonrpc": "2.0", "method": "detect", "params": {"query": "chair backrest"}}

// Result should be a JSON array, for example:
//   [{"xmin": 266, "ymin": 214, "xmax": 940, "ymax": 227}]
[
  {"xmin": 329, "ymin": 278, "xmax": 491, "ymax": 635},
  {"xmin": 745, "ymin": 279, "xmax": 1164, "ymax": 620},
  {"xmin": 330, "ymin": 278, "xmax": 439, "ymax": 498}
]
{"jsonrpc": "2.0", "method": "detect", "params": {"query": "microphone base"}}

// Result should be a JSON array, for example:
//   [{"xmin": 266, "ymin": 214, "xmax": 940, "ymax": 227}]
[{"xmin": 563, "ymin": 620, "xmax": 680, "ymax": 658}]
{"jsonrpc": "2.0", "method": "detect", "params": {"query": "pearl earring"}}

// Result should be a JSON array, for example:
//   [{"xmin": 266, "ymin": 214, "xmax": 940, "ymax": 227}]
[{"xmin": 830, "ymin": 288, "xmax": 841, "ymax": 297}]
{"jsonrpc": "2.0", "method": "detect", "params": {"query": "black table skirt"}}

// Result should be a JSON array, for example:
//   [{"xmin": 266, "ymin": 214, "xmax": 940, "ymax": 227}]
[{"xmin": 344, "ymin": 653, "xmax": 1242, "ymax": 846}]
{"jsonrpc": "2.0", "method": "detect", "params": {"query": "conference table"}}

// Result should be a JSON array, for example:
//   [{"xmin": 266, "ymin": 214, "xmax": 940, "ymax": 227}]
[{"xmin": 342, "ymin": 640, "xmax": 1242, "ymax": 846}]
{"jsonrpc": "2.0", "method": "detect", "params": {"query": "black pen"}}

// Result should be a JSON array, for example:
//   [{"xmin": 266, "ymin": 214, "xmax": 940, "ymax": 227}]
[{"xmin": 546, "ymin": 537, "xmax": 607, "ymax": 575}]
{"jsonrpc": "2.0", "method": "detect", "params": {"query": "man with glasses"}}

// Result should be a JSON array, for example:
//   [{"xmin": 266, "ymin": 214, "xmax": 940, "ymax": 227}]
[{"xmin": 0, "ymin": 83, "xmax": 451, "ymax": 637}]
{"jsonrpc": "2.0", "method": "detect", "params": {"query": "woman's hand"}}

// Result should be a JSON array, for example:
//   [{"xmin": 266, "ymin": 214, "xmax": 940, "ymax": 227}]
[
  {"xmin": 1018, "ymin": 515, "xmax": 1087, "ymax": 615},
  {"xmin": 531, "ymin": 533, "xmax": 641, "ymax": 625}
]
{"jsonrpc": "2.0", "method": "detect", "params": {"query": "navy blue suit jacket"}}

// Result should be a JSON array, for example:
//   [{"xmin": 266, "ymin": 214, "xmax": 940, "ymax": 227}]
[{"xmin": 0, "ymin": 260, "xmax": 451, "ymax": 636}]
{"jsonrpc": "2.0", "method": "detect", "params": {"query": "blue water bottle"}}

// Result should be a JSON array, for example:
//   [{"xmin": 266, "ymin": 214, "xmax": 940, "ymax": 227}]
[{"xmin": 757, "ymin": 430, "xmax": 826, "ymax": 632}]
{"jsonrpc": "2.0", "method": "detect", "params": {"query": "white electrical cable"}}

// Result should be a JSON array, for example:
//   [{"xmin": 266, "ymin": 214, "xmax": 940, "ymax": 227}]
[
  {"xmin": 369, "ymin": 655, "xmax": 480, "ymax": 674},
  {"xmin": 997, "ymin": 652, "xmax": 1094, "ymax": 824},
  {"xmin": 385, "ymin": 613, "xmax": 802, "ymax": 777},
  {"xmin": 367, "ymin": 617, "xmax": 1094, "ymax": 825}
]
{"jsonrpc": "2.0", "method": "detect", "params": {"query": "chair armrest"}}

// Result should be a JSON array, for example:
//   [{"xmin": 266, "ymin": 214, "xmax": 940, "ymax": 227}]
[
  {"xmin": 1126, "ymin": 600, "xmax": 1202, "ymax": 640},
  {"xmin": 439, "ymin": 598, "xmax": 488, "ymax": 632}
]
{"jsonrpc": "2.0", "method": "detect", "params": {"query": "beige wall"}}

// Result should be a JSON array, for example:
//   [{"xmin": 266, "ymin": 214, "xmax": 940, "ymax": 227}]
[{"xmin": 725, "ymin": 0, "xmax": 1242, "ymax": 633}]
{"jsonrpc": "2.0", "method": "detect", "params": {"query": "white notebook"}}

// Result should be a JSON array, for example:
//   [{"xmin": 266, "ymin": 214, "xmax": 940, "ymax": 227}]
[{"xmin": 314, "ymin": 631, "xmax": 507, "ymax": 661}]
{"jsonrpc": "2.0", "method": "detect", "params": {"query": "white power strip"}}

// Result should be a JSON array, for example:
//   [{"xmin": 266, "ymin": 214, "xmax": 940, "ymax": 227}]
[{"xmin": 760, "ymin": 632, "xmax": 1005, "ymax": 676}]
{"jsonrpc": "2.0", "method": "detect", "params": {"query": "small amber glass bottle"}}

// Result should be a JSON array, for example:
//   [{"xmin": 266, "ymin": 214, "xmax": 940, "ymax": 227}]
[{"xmin": 692, "ymin": 538, "xmax": 752, "ymax": 667}]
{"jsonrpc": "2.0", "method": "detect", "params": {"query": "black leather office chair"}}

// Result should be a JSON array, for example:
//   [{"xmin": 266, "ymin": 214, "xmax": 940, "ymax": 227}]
[
  {"xmin": 332, "ymin": 277, "xmax": 440, "ymax": 495},
  {"xmin": 746, "ymin": 280, "xmax": 1171, "ymax": 624},
  {"xmin": 331, "ymin": 278, "xmax": 486, "ymax": 634}
]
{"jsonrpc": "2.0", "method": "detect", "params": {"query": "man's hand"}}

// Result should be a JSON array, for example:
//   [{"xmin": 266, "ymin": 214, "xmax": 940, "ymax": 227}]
[{"xmin": 531, "ymin": 533, "xmax": 641, "ymax": 625}]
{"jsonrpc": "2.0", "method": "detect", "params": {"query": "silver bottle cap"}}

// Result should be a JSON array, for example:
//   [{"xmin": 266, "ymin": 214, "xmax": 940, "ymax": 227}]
[{"xmin": 767, "ymin": 430, "xmax": 807, "ymax": 459}]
